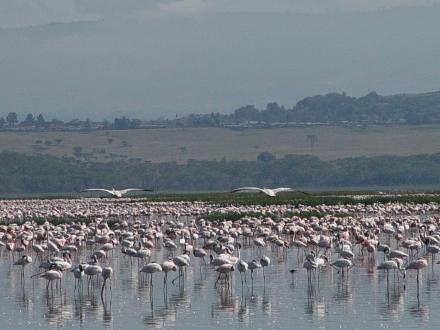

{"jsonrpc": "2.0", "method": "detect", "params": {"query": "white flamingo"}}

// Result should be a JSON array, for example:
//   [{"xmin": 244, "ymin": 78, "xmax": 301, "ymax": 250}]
[
  {"xmin": 71, "ymin": 264, "xmax": 85, "ymax": 291},
  {"xmin": 84, "ymin": 259, "xmax": 102, "ymax": 289},
  {"xmin": 237, "ymin": 260, "xmax": 248, "ymax": 287},
  {"xmin": 172, "ymin": 254, "xmax": 190, "ymax": 285},
  {"xmin": 161, "ymin": 260, "xmax": 177, "ymax": 287},
  {"xmin": 82, "ymin": 188, "xmax": 152, "ymax": 198},
  {"xmin": 101, "ymin": 266, "xmax": 113, "ymax": 297},
  {"xmin": 14, "ymin": 255, "xmax": 32, "ymax": 281},
  {"xmin": 193, "ymin": 248, "xmax": 208, "ymax": 264},
  {"xmin": 231, "ymin": 187, "xmax": 307, "ymax": 197},
  {"xmin": 330, "ymin": 257, "xmax": 353, "ymax": 276},
  {"xmin": 407, "ymin": 257, "xmax": 428, "ymax": 283},
  {"xmin": 377, "ymin": 259, "xmax": 404, "ymax": 283},
  {"xmin": 214, "ymin": 263, "xmax": 234, "ymax": 288},
  {"xmin": 260, "ymin": 255, "xmax": 270, "ymax": 283},
  {"xmin": 140, "ymin": 262, "xmax": 163, "ymax": 286},
  {"xmin": 248, "ymin": 259, "xmax": 262, "ymax": 290},
  {"xmin": 39, "ymin": 265, "xmax": 63, "ymax": 290}
]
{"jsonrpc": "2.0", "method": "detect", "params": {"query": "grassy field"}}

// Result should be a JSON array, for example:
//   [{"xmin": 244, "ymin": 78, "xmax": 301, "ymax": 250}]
[{"xmin": 2, "ymin": 125, "xmax": 440, "ymax": 163}]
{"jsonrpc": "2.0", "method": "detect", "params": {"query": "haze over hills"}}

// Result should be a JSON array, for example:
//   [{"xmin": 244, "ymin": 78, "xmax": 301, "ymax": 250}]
[{"xmin": 1, "ymin": 3, "xmax": 440, "ymax": 120}]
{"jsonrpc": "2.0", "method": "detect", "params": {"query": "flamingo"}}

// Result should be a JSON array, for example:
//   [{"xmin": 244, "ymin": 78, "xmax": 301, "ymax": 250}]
[
  {"xmin": 82, "ymin": 188, "xmax": 152, "ymax": 198},
  {"xmin": 14, "ymin": 255, "xmax": 32, "ymax": 281},
  {"xmin": 39, "ymin": 264, "xmax": 63, "ymax": 290},
  {"xmin": 84, "ymin": 259, "xmax": 102, "ymax": 289},
  {"xmin": 330, "ymin": 257, "xmax": 353, "ymax": 276},
  {"xmin": 101, "ymin": 267, "xmax": 113, "ymax": 297},
  {"xmin": 377, "ymin": 259, "xmax": 401, "ymax": 283},
  {"xmin": 406, "ymin": 257, "xmax": 428, "ymax": 283},
  {"xmin": 210, "ymin": 254, "xmax": 232, "ymax": 266},
  {"xmin": 161, "ymin": 260, "xmax": 177, "ymax": 287},
  {"xmin": 260, "ymin": 255, "xmax": 270, "ymax": 283},
  {"xmin": 140, "ymin": 262, "xmax": 163, "ymax": 286},
  {"xmin": 426, "ymin": 244, "xmax": 440, "ymax": 266},
  {"xmin": 172, "ymin": 254, "xmax": 190, "ymax": 284},
  {"xmin": 71, "ymin": 264, "xmax": 84, "ymax": 291},
  {"xmin": 237, "ymin": 260, "xmax": 248, "ymax": 287},
  {"xmin": 214, "ymin": 263, "xmax": 234, "ymax": 288},
  {"xmin": 248, "ymin": 260, "xmax": 262, "ymax": 291},
  {"xmin": 32, "ymin": 244, "xmax": 45, "ymax": 261},
  {"xmin": 303, "ymin": 257, "xmax": 318, "ymax": 283},
  {"xmin": 383, "ymin": 247, "xmax": 408, "ymax": 260},
  {"xmin": 193, "ymin": 248, "xmax": 208, "ymax": 264},
  {"xmin": 231, "ymin": 187, "xmax": 308, "ymax": 197}
]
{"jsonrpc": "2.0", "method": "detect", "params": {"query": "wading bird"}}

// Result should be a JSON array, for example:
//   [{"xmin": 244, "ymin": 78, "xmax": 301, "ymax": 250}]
[
  {"xmin": 82, "ymin": 188, "xmax": 152, "ymax": 198},
  {"xmin": 14, "ymin": 255, "xmax": 32, "ymax": 281},
  {"xmin": 330, "ymin": 257, "xmax": 353, "ymax": 276},
  {"xmin": 407, "ymin": 257, "xmax": 428, "ymax": 283},
  {"xmin": 231, "ymin": 187, "xmax": 307, "ymax": 197},
  {"xmin": 140, "ymin": 262, "xmax": 163, "ymax": 286},
  {"xmin": 39, "ymin": 264, "xmax": 63, "ymax": 290},
  {"xmin": 101, "ymin": 267, "xmax": 113, "ymax": 297}
]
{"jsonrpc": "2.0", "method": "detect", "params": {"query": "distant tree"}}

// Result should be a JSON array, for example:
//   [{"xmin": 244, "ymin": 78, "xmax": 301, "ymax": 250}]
[
  {"xmin": 233, "ymin": 105, "xmax": 260, "ymax": 121},
  {"xmin": 84, "ymin": 118, "xmax": 92, "ymax": 131},
  {"xmin": 103, "ymin": 120, "xmax": 111, "ymax": 129},
  {"xmin": 36, "ymin": 114, "xmax": 46, "ymax": 128},
  {"xmin": 261, "ymin": 102, "xmax": 288, "ymax": 123},
  {"xmin": 113, "ymin": 117, "xmax": 131, "ymax": 129},
  {"xmin": 257, "ymin": 151, "xmax": 275, "ymax": 163},
  {"xmin": 131, "ymin": 119, "xmax": 142, "ymax": 129},
  {"xmin": 6, "ymin": 112, "xmax": 18, "ymax": 126},
  {"xmin": 0, "ymin": 117, "xmax": 5, "ymax": 128},
  {"xmin": 266, "ymin": 102, "xmax": 283, "ymax": 112},
  {"xmin": 50, "ymin": 119, "xmax": 65, "ymax": 126},
  {"xmin": 22, "ymin": 113, "xmax": 35, "ymax": 126}
]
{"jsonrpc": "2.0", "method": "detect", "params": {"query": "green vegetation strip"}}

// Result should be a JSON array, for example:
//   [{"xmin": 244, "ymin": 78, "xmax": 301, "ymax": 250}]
[{"xmin": 199, "ymin": 210, "xmax": 353, "ymax": 222}]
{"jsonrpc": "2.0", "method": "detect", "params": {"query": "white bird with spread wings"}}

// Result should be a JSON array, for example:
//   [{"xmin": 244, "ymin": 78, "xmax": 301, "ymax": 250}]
[
  {"xmin": 81, "ymin": 188, "xmax": 152, "ymax": 198},
  {"xmin": 231, "ymin": 187, "xmax": 308, "ymax": 197}
]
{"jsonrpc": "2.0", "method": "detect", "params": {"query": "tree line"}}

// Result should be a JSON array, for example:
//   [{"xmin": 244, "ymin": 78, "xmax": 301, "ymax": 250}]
[
  {"xmin": 0, "ymin": 113, "xmax": 143, "ymax": 131},
  {"xmin": 173, "ymin": 91, "xmax": 440, "ymax": 127},
  {"xmin": 2, "ymin": 90, "xmax": 440, "ymax": 131},
  {"xmin": 1, "ymin": 151, "xmax": 440, "ymax": 194}
]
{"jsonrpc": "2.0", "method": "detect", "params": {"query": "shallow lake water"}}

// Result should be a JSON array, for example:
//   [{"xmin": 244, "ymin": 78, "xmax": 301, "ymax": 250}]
[{"xmin": 0, "ymin": 219, "xmax": 438, "ymax": 330}]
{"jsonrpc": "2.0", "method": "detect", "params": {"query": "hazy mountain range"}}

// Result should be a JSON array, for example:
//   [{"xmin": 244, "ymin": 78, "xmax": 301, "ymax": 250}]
[{"xmin": 1, "ymin": 1, "xmax": 440, "ymax": 120}]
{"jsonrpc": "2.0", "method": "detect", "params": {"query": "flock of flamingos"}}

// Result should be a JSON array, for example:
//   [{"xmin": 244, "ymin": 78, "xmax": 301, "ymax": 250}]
[{"xmin": 1, "ymin": 195, "xmax": 439, "ymax": 306}]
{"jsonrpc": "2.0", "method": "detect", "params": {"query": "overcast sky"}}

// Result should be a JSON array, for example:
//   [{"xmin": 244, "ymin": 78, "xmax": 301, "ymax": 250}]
[
  {"xmin": 1, "ymin": 1, "xmax": 440, "ymax": 120},
  {"xmin": 1, "ymin": 0, "xmax": 439, "ymax": 27}
]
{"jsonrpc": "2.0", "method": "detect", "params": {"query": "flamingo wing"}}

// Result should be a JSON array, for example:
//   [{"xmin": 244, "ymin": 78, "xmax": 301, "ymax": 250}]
[
  {"xmin": 273, "ymin": 187, "xmax": 309, "ymax": 195},
  {"xmin": 82, "ymin": 189, "xmax": 113, "ymax": 195},
  {"xmin": 272, "ymin": 187, "xmax": 294, "ymax": 193},
  {"xmin": 119, "ymin": 188, "xmax": 152, "ymax": 195},
  {"xmin": 231, "ymin": 187, "xmax": 266, "ymax": 194}
]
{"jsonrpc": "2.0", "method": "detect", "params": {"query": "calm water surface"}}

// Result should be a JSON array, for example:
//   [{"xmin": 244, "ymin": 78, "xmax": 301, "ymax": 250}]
[{"xmin": 0, "ymin": 219, "xmax": 438, "ymax": 329}]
